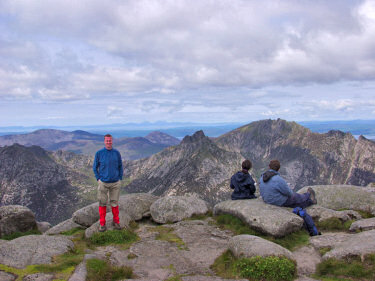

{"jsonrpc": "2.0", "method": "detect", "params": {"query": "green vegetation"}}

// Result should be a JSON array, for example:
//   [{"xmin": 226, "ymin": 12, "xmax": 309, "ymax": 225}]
[
  {"xmin": 60, "ymin": 227, "xmax": 84, "ymax": 236},
  {"xmin": 213, "ymin": 213, "xmax": 309, "ymax": 250},
  {"xmin": 86, "ymin": 258, "xmax": 133, "ymax": 281},
  {"xmin": 89, "ymin": 229, "xmax": 138, "ymax": 246},
  {"xmin": 148, "ymin": 226, "xmax": 188, "ymax": 250},
  {"xmin": 316, "ymin": 218, "xmax": 353, "ymax": 231},
  {"xmin": 184, "ymin": 211, "xmax": 212, "ymax": 221},
  {"xmin": 356, "ymin": 210, "xmax": 375, "ymax": 219},
  {"xmin": 319, "ymin": 247, "xmax": 332, "ymax": 256},
  {"xmin": 211, "ymin": 250, "xmax": 296, "ymax": 281},
  {"xmin": 1, "ymin": 229, "xmax": 41, "ymax": 240},
  {"xmin": 315, "ymin": 254, "xmax": 375, "ymax": 280}
]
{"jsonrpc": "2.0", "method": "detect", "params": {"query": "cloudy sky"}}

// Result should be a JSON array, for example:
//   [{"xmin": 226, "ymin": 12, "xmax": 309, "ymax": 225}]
[{"xmin": 1, "ymin": 0, "xmax": 375, "ymax": 127}]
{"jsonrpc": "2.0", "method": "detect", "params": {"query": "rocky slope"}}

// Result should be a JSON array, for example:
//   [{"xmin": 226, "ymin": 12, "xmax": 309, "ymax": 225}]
[
  {"xmin": 145, "ymin": 131, "xmax": 180, "ymax": 146},
  {"xmin": 214, "ymin": 119, "xmax": 375, "ymax": 189},
  {"xmin": 124, "ymin": 131, "xmax": 243, "ymax": 204},
  {"xmin": 0, "ymin": 144, "xmax": 95, "ymax": 224}
]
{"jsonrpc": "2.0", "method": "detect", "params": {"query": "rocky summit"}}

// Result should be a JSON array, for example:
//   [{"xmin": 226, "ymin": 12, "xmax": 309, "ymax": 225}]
[
  {"xmin": 0, "ymin": 144, "xmax": 95, "ymax": 224},
  {"xmin": 124, "ymin": 130, "xmax": 243, "ymax": 205},
  {"xmin": 1, "ymin": 187, "xmax": 375, "ymax": 281}
]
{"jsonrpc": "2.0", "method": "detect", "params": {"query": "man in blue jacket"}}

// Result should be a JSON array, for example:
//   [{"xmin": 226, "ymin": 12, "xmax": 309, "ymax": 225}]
[
  {"xmin": 230, "ymin": 159, "xmax": 257, "ymax": 200},
  {"xmin": 93, "ymin": 134, "xmax": 123, "ymax": 232},
  {"xmin": 259, "ymin": 160, "xmax": 316, "ymax": 208}
]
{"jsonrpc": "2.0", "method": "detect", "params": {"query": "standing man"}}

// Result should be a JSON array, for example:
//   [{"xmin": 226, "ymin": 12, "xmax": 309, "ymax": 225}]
[
  {"xmin": 93, "ymin": 134, "xmax": 123, "ymax": 232},
  {"xmin": 259, "ymin": 160, "xmax": 317, "ymax": 208}
]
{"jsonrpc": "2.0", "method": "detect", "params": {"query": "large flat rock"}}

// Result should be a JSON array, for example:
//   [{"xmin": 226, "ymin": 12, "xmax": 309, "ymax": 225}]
[
  {"xmin": 0, "ymin": 205, "xmax": 37, "ymax": 237},
  {"xmin": 228, "ymin": 234, "xmax": 293, "ymax": 260},
  {"xmin": 213, "ymin": 199, "xmax": 303, "ymax": 237},
  {"xmin": 323, "ymin": 229, "xmax": 375, "ymax": 260},
  {"xmin": 45, "ymin": 218, "xmax": 85, "ymax": 235},
  {"xmin": 118, "ymin": 193, "xmax": 159, "ymax": 220},
  {"xmin": 150, "ymin": 196, "xmax": 209, "ymax": 223},
  {"xmin": 299, "ymin": 185, "xmax": 375, "ymax": 214},
  {"xmin": 307, "ymin": 205, "xmax": 361, "ymax": 222},
  {"xmin": 349, "ymin": 217, "xmax": 375, "ymax": 232},
  {"xmin": 0, "ymin": 235, "xmax": 74, "ymax": 268}
]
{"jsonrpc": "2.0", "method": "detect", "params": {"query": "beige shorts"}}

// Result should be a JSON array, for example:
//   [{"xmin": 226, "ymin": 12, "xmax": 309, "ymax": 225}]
[{"xmin": 97, "ymin": 180, "xmax": 121, "ymax": 207}]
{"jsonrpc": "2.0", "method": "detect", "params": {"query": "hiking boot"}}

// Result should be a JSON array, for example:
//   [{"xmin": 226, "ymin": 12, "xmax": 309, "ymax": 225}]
[
  {"xmin": 308, "ymin": 187, "xmax": 317, "ymax": 204},
  {"xmin": 112, "ymin": 222, "xmax": 122, "ymax": 230},
  {"xmin": 99, "ymin": 224, "xmax": 107, "ymax": 232}
]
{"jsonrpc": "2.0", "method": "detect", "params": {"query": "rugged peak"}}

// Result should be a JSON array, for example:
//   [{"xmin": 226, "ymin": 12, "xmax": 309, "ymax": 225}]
[
  {"xmin": 145, "ymin": 131, "xmax": 180, "ymax": 146},
  {"xmin": 181, "ymin": 130, "xmax": 207, "ymax": 145}
]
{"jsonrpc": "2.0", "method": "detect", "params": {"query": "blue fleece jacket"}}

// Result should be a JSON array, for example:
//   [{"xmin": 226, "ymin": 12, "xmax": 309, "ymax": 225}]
[
  {"xmin": 93, "ymin": 147, "xmax": 123, "ymax": 183},
  {"xmin": 259, "ymin": 169, "xmax": 293, "ymax": 206}
]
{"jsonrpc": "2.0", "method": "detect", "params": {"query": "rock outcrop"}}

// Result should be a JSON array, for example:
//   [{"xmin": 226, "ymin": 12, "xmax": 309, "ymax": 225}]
[
  {"xmin": 213, "ymin": 199, "xmax": 303, "ymax": 237},
  {"xmin": 349, "ymin": 217, "xmax": 375, "ymax": 232},
  {"xmin": 300, "ymin": 185, "xmax": 375, "ymax": 214},
  {"xmin": 228, "ymin": 234, "xmax": 293, "ymax": 259},
  {"xmin": 150, "ymin": 195, "xmax": 209, "ymax": 223},
  {"xmin": 0, "ymin": 205, "xmax": 36, "ymax": 237},
  {"xmin": 0, "ymin": 235, "xmax": 74, "ymax": 268}
]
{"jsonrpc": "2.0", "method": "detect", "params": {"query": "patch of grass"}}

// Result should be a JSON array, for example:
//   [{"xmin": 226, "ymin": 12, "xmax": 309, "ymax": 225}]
[
  {"xmin": 316, "ymin": 218, "xmax": 354, "ymax": 231},
  {"xmin": 319, "ymin": 247, "xmax": 332, "ymax": 256},
  {"xmin": 148, "ymin": 226, "xmax": 188, "ymax": 250},
  {"xmin": 213, "ymin": 214, "xmax": 310, "ymax": 251},
  {"xmin": 356, "ymin": 210, "xmax": 375, "ymax": 219},
  {"xmin": 127, "ymin": 253, "xmax": 137, "ymax": 259},
  {"xmin": 60, "ymin": 227, "xmax": 84, "ymax": 236},
  {"xmin": 89, "ymin": 229, "xmax": 138, "ymax": 246},
  {"xmin": 86, "ymin": 258, "xmax": 133, "ymax": 281},
  {"xmin": 211, "ymin": 250, "xmax": 296, "ymax": 281},
  {"xmin": 235, "ymin": 255, "xmax": 296, "ymax": 281},
  {"xmin": 315, "ymin": 254, "xmax": 375, "ymax": 280},
  {"xmin": 185, "ymin": 211, "xmax": 213, "ymax": 221},
  {"xmin": 1, "ymin": 229, "xmax": 41, "ymax": 240}
]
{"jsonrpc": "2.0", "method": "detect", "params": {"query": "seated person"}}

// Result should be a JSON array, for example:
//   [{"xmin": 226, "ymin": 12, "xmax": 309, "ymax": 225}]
[
  {"xmin": 230, "ymin": 159, "xmax": 257, "ymax": 200},
  {"xmin": 259, "ymin": 159, "xmax": 317, "ymax": 208}
]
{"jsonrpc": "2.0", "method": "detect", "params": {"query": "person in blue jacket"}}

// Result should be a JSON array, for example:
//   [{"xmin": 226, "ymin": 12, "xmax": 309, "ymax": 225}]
[
  {"xmin": 230, "ymin": 159, "xmax": 257, "ymax": 200},
  {"xmin": 93, "ymin": 134, "xmax": 123, "ymax": 232},
  {"xmin": 259, "ymin": 159, "xmax": 317, "ymax": 208}
]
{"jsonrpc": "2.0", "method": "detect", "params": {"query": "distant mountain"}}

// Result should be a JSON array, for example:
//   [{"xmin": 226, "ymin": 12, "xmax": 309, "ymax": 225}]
[
  {"xmin": 0, "ymin": 129, "xmax": 179, "ymax": 160},
  {"xmin": 215, "ymin": 119, "xmax": 375, "ymax": 189},
  {"xmin": 124, "ymin": 131, "xmax": 243, "ymax": 204},
  {"xmin": 145, "ymin": 131, "xmax": 180, "ymax": 146},
  {"xmin": 124, "ymin": 119, "xmax": 375, "ymax": 203},
  {"xmin": 0, "ymin": 144, "xmax": 95, "ymax": 224}
]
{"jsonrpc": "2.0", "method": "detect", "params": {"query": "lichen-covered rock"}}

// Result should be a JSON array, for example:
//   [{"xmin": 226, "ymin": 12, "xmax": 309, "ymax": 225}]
[
  {"xmin": 349, "ymin": 217, "xmax": 375, "ymax": 232},
  {"xmin": 45, "ymin": 218, "xmax": 85, "ymax": 235},
  {"xmin": 118, "ymin": 193, "xmax": 159, "ymax": 220},
  {"xmin": 85, "ymin": 210, "xmax": 131, "ymax": 238},
  {"xmin": 0, "ymin": 205, "xmax": 37, "ymax": 237},
  {"xmin": 0, "ymin": 271, "xmax": 15, "ymax": 281},
  {"xmin": 36, "ymin": 221, "xmax": 52, "ymax": 233},
  {"xmin": 292, "ymin": 246, "xmax": 322, "ymax": 276},
  {"xmin": 72, "ymin": 202, "xmax": 101, "ymax": 227},
  {"xmin": 310, "ymin": 232, "xmax": 353, "ymax": 250},
  {"xmin": 213, "ymin": 199, "xmax": 303, "ymax": 237},
  {"xmin": 228, "ymin": 234, "xmax": 293, "ymax": 260},
  {"xmin": 323, "ymin": 229, "xmax": 375, "ymax": 260},
  {"xmin": 306, "ymin": 205, "xmax": 361, "ymax": 222},
  {"xmin": 150, "ymin": 196, "xmax": 209, "ymax": 223},
  {"xmin": 299, "ymin": 185, "xmax": 375, "ymax": 214},
  {"xmin": 0, "ymin": 235, "xmax": 74, "ymax": 268}
]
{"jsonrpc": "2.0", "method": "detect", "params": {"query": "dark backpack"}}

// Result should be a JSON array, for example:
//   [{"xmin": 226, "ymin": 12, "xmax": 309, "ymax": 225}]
[{"xmin": 293, "ymin": 207, "xmax": 321, "ymax": 236}]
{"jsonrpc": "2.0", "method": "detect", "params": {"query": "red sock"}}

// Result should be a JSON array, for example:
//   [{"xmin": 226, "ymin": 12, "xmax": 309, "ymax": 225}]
[
  {"xmin": 99, "ymin": 206, "xmax": 107, "ymax": 226},
  {"xmin": 112, "ymin": 206, "xmax": 120, "ymax": 224}
]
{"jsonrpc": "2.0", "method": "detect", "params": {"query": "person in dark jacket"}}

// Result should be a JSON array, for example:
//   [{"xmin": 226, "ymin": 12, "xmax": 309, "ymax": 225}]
[
  {"xmin": 259, "ymin": 159, "xmax": 317, "ymax": 208},
  {"xmin": 230, "ymin": 159, "xmax": 257, "ymax": 200},
  {"xmin": 93, "ymin": 134, "xmax": 123, "ymax": 232}
]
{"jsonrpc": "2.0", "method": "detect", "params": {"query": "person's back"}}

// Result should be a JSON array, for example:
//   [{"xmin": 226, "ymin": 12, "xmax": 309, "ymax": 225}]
[
  {"xmin": 259, "ymin": 169, "xmax": 292, "ymax": 206},
  {"xmin": 230, "ymin": 159, "xmax": 256, "ymax": 200},
  {"xmin": 259, "ymin": 159, "xmax": 317, "ymax": 209}
]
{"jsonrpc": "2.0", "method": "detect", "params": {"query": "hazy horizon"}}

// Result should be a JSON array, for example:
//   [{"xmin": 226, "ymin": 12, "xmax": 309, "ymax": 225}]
[{"xmin": 1, "ymin": 1, "xmax": 375, "ymax": 126}]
